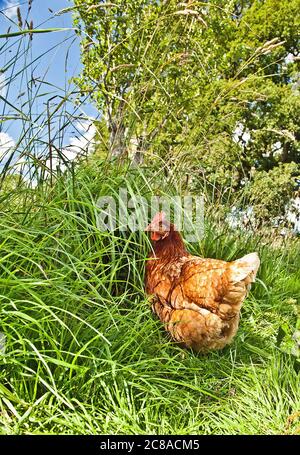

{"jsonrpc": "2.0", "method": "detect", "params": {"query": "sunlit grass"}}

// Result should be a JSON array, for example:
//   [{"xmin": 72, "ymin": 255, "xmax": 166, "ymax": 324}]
[
  {"xmin": 0, "ymin": 2, "xmax": 299, "ymax": 436},
  {"xmin": 0, "ymin": 162, "xmax": 299, "ymax": 435}
]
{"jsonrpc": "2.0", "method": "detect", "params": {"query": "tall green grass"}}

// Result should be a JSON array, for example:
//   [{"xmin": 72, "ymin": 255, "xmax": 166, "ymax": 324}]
[
  {"xmin": 0, "ymin": 3, "xmax": 299, "ymax": 436},
  {"xmin": 0, "ymin": 162, "xmax": 299, "ymax": 435}
]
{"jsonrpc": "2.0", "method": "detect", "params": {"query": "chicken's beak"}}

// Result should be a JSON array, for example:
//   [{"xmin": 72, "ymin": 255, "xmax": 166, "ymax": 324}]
[{"xmin": 145, "ymin": 225, "xmax": 162, "ymax": 241}]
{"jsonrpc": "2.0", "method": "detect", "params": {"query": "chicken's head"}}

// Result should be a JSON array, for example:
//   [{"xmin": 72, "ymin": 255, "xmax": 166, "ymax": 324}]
[{"xmin": 145, "ymin": 211, "xmax": 171, "ymax": 242}]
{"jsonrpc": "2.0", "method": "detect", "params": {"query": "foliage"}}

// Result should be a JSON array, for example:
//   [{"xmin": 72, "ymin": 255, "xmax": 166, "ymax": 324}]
[
  {"xmin": 73, "ymin": 0, "xmax": 300, "ymax": 222},
  {"xmin": 0, "ymin": 162, "xmax": 300, "ymax": 434},
  {"xmin": 0, "ymin": 0, "xmax": 299, "ymax": 436},
  {"xmin": 247, "ymin": 162, "xmax": 299, "ymax": 223}
]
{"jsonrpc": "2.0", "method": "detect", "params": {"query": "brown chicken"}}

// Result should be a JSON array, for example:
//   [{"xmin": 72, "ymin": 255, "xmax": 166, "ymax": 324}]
[{"xmin": 145, "ymin": 212, "xmax": 260, "ymax": 352}]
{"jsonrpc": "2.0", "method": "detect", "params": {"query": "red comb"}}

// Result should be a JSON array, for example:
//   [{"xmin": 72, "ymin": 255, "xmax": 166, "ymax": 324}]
[
  {"xmin": 145, "ymin": 211, "xmax": 169, "ymax": 232},
  {"xmin": 150, "ymin": 211, "xmax": 166, "ymax": 224}
]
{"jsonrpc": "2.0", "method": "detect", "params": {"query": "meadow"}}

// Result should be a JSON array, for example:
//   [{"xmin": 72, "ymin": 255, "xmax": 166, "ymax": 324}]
[
  {"xmin": 0, "ymin": 0, "xmax": 299, "ymax": 435},
  {"xmin": 0, "ymin": 162, "xmax": 299, "ymax": 434}
]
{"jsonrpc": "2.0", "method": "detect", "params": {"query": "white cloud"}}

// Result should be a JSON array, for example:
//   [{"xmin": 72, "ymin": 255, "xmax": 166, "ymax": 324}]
[
  {"xmin": 241, "ymin": 130, "xmax": 250, "ymax": 143},
  {"xmin": 45, "ymin": 120, "xmax": 96, "ymax": 173},
  {"xmin": 287, "ymin": 197, "xmax": 300, "ymax": 234},
  {"xmin": 12, "ymin": 121, "xmax": 96, "ymax": 184},
  {"xmin": 2, "ymin": 1, "xmax": 19, "ymax": 21},
  {"xmin": 0, "ymin": 73, "xmax": 7, "ymax": 98},
  {"xmin": 233, "ymin": 122, "xmax": 251, "ymax": 145},
  {"xmin": 272, "ymin": 141, "xmax": 282, "ymax": 157},
  {"xmin": 227, "ymin": 205, "xmax": 254, "ymax": 230},
  {"xmin": 284, "ymin": 53, "xmax": 295, "ymax": 65},
  {"xmin": 2, "ymin": 1, "xmax": 20, "ymax": 21},
  {"xmin": 62, "ymin": 120, "xmax": 96, "ymax": 161},
  {"xmin": 0, "ymin": 131, "xmax": 15, "ymax": 157}
]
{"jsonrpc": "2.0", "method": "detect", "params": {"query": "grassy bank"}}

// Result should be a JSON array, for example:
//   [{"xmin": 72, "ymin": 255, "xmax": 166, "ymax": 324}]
[{"xmin": 0, "ymin": 162, "xmax": 299, "ymax": 434}]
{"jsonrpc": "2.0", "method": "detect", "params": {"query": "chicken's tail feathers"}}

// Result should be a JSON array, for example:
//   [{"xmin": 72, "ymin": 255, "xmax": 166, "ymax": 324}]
[{"xmin": 230, "ymin": 252, "xmax": 260, "ymax": 284}]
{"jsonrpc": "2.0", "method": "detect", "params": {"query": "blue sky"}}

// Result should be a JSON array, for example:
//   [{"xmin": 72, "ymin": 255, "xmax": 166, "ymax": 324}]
[{"xmin": 0, "ymin": 0, "xmax": 97, "ymax": 165}]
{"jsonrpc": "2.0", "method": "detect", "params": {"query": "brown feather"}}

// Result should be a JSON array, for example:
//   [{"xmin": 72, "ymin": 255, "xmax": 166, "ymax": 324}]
[{"xmin": 145, "ymin": 216, "xmax": 260, "ymax": 352}]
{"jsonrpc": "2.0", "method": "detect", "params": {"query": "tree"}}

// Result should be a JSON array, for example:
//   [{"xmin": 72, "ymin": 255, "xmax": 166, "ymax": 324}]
[
  {"xmin": 73, "ymin": 0, "xmax": 210, "ymax": 159},
  {"xmin": 73, "ymin": 0, "xmax": 300, "ymax": 223}
]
